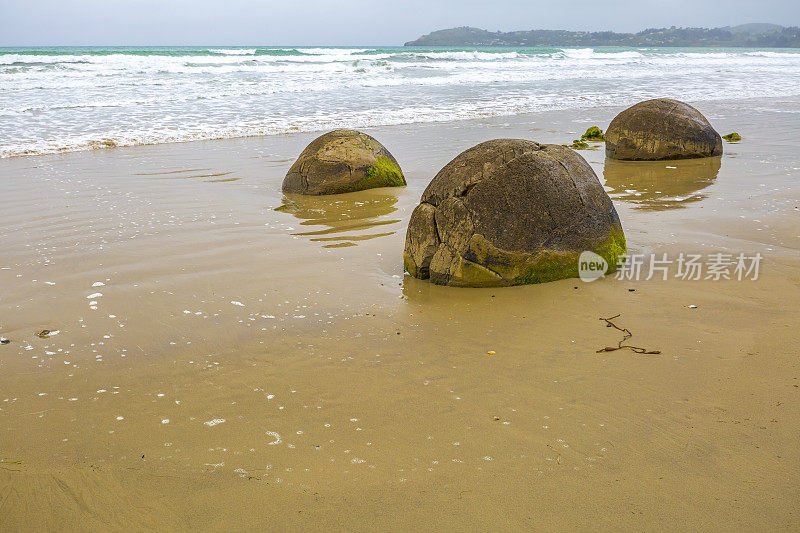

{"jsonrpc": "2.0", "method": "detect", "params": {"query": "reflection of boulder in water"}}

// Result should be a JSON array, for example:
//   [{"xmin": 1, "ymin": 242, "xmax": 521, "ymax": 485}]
[
  {"xmin": 274, "ymin": 189, "xmax": 400, "ymax": 248},
  {"xmin": 603, "ymin": 157, "xmax": 721, "ymax": 210}
]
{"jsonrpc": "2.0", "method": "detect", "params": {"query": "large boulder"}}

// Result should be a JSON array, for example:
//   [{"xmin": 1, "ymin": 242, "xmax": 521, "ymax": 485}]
[
  {"xmin": 283, "ymin": 129, "xmax": 406, "ymax": 195},
  {"xmin": 404, "ymin": 139, "xmax": 626, "ymax": 287},
  {"xmin": 605, "ymin": 99, "xmax": 722, "ymax": 161}
]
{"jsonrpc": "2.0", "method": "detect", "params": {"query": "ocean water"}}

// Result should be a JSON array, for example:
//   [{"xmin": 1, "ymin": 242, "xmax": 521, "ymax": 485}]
[{"xmin": 1, "ymin": 45, "xmax": 799, "ymax": 158}]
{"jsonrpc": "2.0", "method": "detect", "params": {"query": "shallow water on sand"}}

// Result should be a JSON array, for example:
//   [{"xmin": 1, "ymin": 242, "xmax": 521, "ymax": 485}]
[{"xmin": 1, "ymin": 99, "xmax": 799, "ymax": 530}]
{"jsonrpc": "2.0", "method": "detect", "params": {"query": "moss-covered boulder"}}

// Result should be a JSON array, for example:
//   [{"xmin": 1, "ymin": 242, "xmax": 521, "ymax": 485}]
[
  {"xmin": 283, "ymin": 129, "xmax": 406, "ymax": 195},
  {"xmin": 605, "ymin": 99, "xmax": 722, "ymax": 161},
  {"xmin": 404, "ymin": 139, "xmax": 626, "ymax": 287},
  {"xmin": 722, "ymin": 132, "xmax": 742, "ymax": 142}
]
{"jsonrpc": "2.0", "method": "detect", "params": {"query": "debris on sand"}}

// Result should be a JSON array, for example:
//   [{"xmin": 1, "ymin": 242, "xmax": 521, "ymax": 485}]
[{"xmin": 596, "ymin": 314, "xmax": 661, "ymax": 354}]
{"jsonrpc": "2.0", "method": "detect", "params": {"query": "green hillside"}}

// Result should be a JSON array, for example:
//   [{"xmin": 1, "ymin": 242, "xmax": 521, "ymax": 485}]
[{"xmin": 405, "ymin": 25, "xmax": 800, "ymax": 47}]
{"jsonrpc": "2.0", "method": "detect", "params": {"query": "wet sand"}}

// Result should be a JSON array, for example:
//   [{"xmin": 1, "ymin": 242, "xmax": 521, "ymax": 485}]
[{"xmin": 1, "ymin": 98, "xmax": 799, "ymax": 531}]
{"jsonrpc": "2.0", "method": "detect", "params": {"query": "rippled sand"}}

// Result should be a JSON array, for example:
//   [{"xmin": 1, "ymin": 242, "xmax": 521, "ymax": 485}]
[{"xmin": 1, "ymin": 100, "xmax": 799, "ymax": 530}]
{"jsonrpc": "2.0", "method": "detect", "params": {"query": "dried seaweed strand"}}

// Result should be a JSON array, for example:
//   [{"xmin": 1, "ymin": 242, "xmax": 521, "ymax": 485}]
[
  {"xmin": 597, "ymin": 314, "xmax": 661, "ymax": 355},
  {"xmin": 0, "ymin": 459, "xmax": 22, "ymax": 472}
]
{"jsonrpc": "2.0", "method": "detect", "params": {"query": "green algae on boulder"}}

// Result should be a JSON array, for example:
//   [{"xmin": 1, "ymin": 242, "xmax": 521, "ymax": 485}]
[
  {"xmin": 581, "ymin": 126, "xmax": 606, "ymax": 141},
  {"xmin": 722, "ymin": 132, "xmax": 742, "ymax": 142},
  {"xmin": 404, "ymin": 139, "xmax": 626, "ymax": 287},
  {"xmin": 605, "ymin": 98, "xmax": 722, "ymax": 161},
  {"xmin": 282, "ymin": 129, "xmax": 406, "ymax": 195}
]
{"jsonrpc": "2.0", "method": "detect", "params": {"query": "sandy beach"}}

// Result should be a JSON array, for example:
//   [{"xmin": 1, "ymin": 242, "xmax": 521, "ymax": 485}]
[{"xmin": 1, "ymin": 97, "xmax": 799, "ymax": 530}]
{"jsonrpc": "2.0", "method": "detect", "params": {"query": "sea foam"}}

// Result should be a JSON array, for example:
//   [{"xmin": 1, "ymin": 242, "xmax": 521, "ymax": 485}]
[{"xmin": 1, "ymin": 46, "xmax": 799, "ymax": 157}]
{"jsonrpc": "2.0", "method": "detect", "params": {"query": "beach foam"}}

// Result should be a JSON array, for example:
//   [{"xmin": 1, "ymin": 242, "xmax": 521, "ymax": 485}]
[{"xmin": 1, "ymin": 45, "xmax": 799, "ymax": 157}]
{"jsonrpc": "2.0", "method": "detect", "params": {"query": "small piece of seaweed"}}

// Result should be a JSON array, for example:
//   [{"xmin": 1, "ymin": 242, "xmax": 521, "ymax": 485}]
[
  {"xmin": 568, "ymin": 139, "xmax": 589, "ymax": 150},
  {"xmin": 596, "ymin": 314, "xmax": 661, "ymax": 354},
  {"xmin": 1, "ymin": 459, "xmax": 22, "ymax": 472}
]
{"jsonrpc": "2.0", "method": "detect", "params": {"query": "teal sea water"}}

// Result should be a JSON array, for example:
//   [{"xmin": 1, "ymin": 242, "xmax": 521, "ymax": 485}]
[{"xmin": 1, "ymin": 46, "xmax": 799, "ymax": 157}]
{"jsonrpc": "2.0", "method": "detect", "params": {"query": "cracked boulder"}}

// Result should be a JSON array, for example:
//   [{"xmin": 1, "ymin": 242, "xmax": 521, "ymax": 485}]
[
  {"xmin": 404, "ymin": 139, "xmax": 626, "ymax": 287},
  {"xmin": 282, "ymin": 129, "xmax": 406, "ymax": 195},
  {"xmin": 606, "ymin": 99, "xmax": 722, "ymax": 161}
]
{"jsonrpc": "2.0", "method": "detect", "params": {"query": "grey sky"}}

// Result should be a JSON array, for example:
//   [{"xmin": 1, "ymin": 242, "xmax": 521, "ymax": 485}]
[{"xmin": 2, "ymin": 0, "xmax": 799, "ymax": 46}]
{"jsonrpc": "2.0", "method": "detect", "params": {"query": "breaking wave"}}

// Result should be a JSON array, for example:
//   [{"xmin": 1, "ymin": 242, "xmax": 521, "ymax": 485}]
[{"xmin": 2, "ymin": 45, "xmax": 799, "ymax": 157}]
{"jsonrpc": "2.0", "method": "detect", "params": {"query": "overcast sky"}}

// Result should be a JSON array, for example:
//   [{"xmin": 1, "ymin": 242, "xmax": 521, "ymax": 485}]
[{"xmin": 2, "ymin": 0, "xmax": 799, "ymax": 46}]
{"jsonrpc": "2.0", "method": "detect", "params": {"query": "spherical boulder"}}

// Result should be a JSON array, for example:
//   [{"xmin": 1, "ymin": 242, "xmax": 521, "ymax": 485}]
[
  {"xmin": 283, "ymin": 129, "xmax": 406, "ymax": 195},
  {"xmin": 605, "ymin": 99, "xmax": 722, "ymax": 161},
  {"xmin": 404, "ymin": 139, "xmax": 626, "ymax": 287}
]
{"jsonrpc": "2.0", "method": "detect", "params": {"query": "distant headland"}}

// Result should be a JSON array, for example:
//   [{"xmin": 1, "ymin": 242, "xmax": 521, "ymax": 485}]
[{"xmin": 404, "ymin": 23, "xmax": 800, "ymax": 47}]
